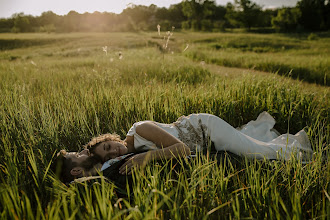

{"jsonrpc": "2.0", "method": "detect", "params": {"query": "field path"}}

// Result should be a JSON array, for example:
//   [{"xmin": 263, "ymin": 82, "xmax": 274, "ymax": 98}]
[{"xmin": 201, "ymin": 61, "xmax": 330, "ymax": 92}]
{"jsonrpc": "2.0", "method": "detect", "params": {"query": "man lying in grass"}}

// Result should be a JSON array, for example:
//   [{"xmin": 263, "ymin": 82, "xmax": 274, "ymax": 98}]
[
  {"xmin": 52, "ymin": 112, "xmax": 313, "ymax": 184},
  {"xmin": 52, "ymin": 145, "xmax": 242, "ymax": 196}
]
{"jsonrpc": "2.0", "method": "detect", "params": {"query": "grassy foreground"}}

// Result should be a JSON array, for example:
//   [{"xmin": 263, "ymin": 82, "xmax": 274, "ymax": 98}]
[{"xmin": 0, "ymin": 32, "xmax": 329, "ymax": 219}]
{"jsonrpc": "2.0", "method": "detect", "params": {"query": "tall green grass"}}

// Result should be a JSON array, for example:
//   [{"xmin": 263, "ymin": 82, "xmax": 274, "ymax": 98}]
[
  {"xmin": 0, "ymin": 32, "xmax": 329, "ymax": 219},
  {"xmin": 183, "ymin": 32, "xmax": 330, "ymax": 86}
]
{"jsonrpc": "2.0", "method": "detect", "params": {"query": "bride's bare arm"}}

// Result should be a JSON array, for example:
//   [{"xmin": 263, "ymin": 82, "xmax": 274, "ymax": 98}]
[
  {"xmin": 119, "ymin": 122, "xmax": 191, "ymax": 174},
  {"xmin": 124, "ymin": 135, "xmax": 135, "ymax": 153}
]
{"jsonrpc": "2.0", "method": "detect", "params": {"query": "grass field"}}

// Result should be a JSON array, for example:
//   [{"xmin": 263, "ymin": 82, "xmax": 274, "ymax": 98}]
[{"xmin": 0, "ymin": 31, "xmax": 329, "ymax": 219}]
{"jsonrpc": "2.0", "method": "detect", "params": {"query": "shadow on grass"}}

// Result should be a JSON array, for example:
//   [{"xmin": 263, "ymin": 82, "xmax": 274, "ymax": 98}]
[
  {"xmin": 186, "ymin": 51, "xmax": 329, "ymax": 86},
  {"xmin": 0, "ymin": 39, "xmax": 64, "ymax": 51}
]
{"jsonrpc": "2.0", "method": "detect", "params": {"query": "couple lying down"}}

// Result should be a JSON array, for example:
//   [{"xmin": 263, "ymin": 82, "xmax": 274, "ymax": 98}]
[{"xmin": 52, "ymin": 112, "xmax": 313, "ymax": 185}]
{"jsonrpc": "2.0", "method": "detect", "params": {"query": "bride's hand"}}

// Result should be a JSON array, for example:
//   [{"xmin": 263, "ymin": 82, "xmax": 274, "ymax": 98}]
[{"xmin": 119, "ymin": 152, "xmax": 151, "ymax": 175}]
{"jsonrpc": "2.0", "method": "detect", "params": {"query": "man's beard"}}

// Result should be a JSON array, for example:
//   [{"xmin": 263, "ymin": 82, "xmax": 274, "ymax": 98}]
[{"xmin": 80, "ymin": 155, "xmax": 103, "ymax": 170}]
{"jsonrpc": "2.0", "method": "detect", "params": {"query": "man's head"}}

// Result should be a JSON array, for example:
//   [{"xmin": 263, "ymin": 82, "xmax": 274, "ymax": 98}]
[{"xmin": 51, "ymin": 149, "xmax": 102, "ymax": 183}]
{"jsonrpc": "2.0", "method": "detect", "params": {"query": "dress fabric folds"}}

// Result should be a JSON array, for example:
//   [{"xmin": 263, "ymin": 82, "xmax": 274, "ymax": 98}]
[{"xmin": 127, "ymin": 112, "xmax": 313, "ymax": 162}]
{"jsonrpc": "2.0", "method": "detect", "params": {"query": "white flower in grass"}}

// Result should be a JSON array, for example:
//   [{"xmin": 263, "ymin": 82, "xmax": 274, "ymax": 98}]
[
  {"xmin": 164, "ymin": 42, "xmax": 169, "ymax": 49},
  {"xmin": 163, "ymin": 31, "xmax": 172, "ymax": 50},
  {"xmin": 30, "ymin": 60, "xmax": 37, "ymax": 66},
  {"xmin": 157, "ymin": 24, "xmax": 161, "ymax": 36},
  {"xmin": 102, "ymin": 46, "xmax": 108, "ymax": 55},
  {"xmin": 183, "ymin": 44, "xmax": 189, "ymax": 52}
]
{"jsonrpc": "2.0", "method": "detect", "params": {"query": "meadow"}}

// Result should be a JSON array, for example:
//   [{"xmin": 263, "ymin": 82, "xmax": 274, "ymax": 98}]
[{"xmin": 0, "ymin": 31, "xmax": 329, "ymax": 219}]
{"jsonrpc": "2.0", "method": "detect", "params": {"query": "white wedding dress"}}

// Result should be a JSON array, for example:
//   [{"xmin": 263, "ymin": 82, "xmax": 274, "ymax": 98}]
[{"xmin": 126, "ymin": 112, "xmax": 313, "ymax": 162}]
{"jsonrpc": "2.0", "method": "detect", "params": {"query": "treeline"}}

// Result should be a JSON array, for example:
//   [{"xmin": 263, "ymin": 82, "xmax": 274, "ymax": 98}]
[{"xmin": 0, "ymin": 0, "xmax": 329, "ymax": 33}]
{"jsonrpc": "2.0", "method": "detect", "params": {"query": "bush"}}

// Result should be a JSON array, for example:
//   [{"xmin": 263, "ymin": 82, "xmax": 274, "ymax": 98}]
[
  {"xmin": 201, "ymin": 19, "xmax": 213, "ymax": 32},
  {"xmin": 39, "ymin": 24, "xmax": 56, "ymax": 33},
  {"xmin": 181, "ymin": 21, "xmax": 190, "ymax": 30},
  {"xmin": 191, "ymin": 20, "xmax": 200, "ymax": 31},
  {"xmin": 212, "ymin": 20, "xmax": 226, "ymax": 32},
  {"xmin": 271, "ymin": 8, "xmax": 301, "ymax": 32},
  {"xmin": 307, "ymin": 33, "xmax": 319, "ymax": 41},
  {"xmin": 159, "ymin": 20, "xmax": 171, "ymax": 31}
]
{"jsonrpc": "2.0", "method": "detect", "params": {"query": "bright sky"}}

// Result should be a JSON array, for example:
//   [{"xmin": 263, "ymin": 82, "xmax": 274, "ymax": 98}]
[{"xmin": 0, "ymin": 0, "xmax": 299, "ymax": 19}]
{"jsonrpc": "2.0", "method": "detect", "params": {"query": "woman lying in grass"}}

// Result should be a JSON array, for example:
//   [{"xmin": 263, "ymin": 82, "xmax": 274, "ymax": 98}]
[{"xmin": 52, "ymin": 112, "xmax": 313, "ymax": 183}]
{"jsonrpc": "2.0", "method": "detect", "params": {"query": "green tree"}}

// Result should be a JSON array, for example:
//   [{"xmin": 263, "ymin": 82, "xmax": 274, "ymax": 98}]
[
  {"xmin": 155, "ymin": 7, "xmax": 169, "ymax": 21},
  {"xmin": 271, "ymin": 7, "xmax": 301, "ymax": 32},
  {"xmin": 225, "ymin": 0, "xmax": 262, "ymax": 30},
  {"xmin": 0, "ymin": 18, "xmax": 14, "ymax": 32},
  {"xmin": 182, "ymin": 0, "xmax": 216, "ymax": 30},
  {"xmin": 38, "ymin": 11, "xmax": 58, "ymax": 32},
  {"xmin": 225, "ymin": 3, "xmax": 240, "ymax": 28},
  {"xmin": 155, "ymin": 7, "xmax": 172, "ymax": 30},
  {"xmin": 258, "ymin": 9, "xmax": 278, "ymax": 28},
  {"xmin": 297, "ymin": 0, "xmax": 330, "ymax": 30},
  {"xmin": 11, "ymin": 13, "xmax": 32, "ymax": 32},
  {"xmin": 167, "ymin": 3, "xmax": 187, "ymax": 29},
  {"xmin": 181, "ymin": 20, "xmax": 190, "ymax": 30},
  {"xmin": 56, "ymin": 11, "xmax": 81, "ymax": 32},
  {"xmin": 207, "ymin": 4, "xmax": 226, "ymax": 21},
  {"xmin": 121, "ymin": 4, "xmax": 157, "ymax": 31}
]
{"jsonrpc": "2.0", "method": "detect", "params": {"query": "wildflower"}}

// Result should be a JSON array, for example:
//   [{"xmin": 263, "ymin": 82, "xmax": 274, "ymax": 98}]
[
  {"xmin": 30, "ymin": 61, "xmax": 37, "ymax": 66},
  {"xmin": 114, "ymin": 198, "xmax": 123, "ymax": 209},
  {"xmin": 157, "ymin": 24, "xmax": 161, "ymax": 36},
  {"xmin": 183, "ymin": 44, "xmax": 189, "ymax": 52},
  {"xmin": 102, "ymin": 46, "xmax": 107, "ymax": 55},
  {"xmin": 163, "ymin": 31, "xmax": 173, "ymax": 50}
]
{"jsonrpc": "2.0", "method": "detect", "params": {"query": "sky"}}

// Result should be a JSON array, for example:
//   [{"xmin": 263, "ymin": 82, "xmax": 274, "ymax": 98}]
[{"xmin": 0, "ymin": 0, "xmax": 299, "ymax": 19}]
